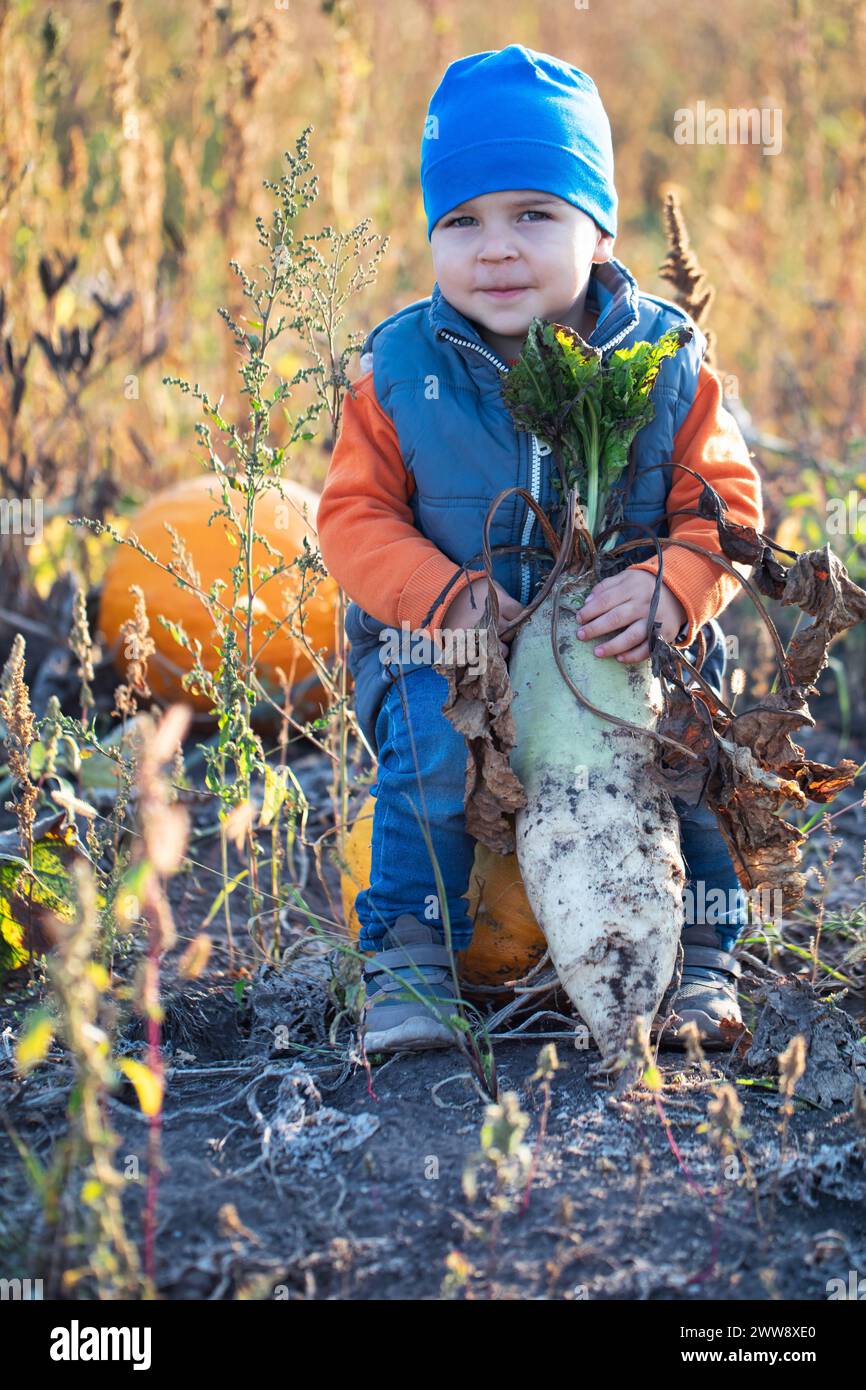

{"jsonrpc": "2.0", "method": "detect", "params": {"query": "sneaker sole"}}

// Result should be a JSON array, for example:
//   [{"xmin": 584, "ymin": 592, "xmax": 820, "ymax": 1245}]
[
  {"xmin": 364, "ymin": 1015, "xmax": 459, "ymax": 1053},
  {"xmin": 657, "ymin": 1006, "xmax": 746, "ymax": 1050}
]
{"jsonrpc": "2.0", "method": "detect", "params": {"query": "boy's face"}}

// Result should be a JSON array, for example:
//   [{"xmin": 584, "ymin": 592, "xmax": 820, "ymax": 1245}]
[{"xmin": 430, "ymin": 189, "xmax": 614, "ymax": 356}]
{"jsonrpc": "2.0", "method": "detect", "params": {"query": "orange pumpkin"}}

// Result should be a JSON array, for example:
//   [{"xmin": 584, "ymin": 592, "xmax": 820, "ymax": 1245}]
[
  {"xmin": 339, "ymin": 791, "xmax": 547, "ymax": 987},
  {"xmin": 98, "ymin": 473, "xmax": 339, "ymax": 714}
]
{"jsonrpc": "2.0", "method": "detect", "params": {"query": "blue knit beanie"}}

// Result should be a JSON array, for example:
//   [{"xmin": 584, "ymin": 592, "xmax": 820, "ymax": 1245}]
[{"xmin": 420, "ymin": 45, "xmax": 617, "ymax": 243}]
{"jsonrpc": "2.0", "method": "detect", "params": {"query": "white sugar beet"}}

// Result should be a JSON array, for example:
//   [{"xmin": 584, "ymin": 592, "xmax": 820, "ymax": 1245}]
[{"xmin": 508, "ymin": 578, "xmax": 685, "ymax": 1067}]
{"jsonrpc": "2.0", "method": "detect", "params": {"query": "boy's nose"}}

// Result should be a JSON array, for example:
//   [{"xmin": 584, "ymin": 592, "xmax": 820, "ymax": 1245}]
[
  {"xmin": 476, "ymin": 228, "xmax": 520, "ymax": 258},
  {"xmin": 480, "ymin": 253, "xmax": 518, "ymax": 263}
]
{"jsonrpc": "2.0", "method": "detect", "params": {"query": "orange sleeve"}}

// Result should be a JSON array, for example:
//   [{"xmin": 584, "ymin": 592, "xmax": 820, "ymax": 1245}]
[
  {"xmin": 316, "ymin": 371, "xmax": 487, "ymax": 633},
  {"xmin": 630, "ymin": 360, "xmax": 764, "ymax": 645}
]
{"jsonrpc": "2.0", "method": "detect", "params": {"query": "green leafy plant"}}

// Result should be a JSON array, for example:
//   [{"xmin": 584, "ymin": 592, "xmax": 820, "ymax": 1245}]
[{"xmin": 501, "ymin": 319, "xmax": 693, "ymax": 536}]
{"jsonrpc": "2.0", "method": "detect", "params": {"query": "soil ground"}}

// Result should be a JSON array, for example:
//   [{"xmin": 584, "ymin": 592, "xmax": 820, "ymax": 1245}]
[{"xmin": 1, "ymin": 704, "xmax": 865, "ymax": 1301}]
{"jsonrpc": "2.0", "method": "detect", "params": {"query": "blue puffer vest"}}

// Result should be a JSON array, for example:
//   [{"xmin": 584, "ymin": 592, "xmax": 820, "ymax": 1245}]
[{"xmin": 345, "ymin": 256, "xmax": 726, "ymax": 756}]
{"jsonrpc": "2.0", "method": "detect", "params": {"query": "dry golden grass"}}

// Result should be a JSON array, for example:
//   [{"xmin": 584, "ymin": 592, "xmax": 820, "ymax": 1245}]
[{"xmin": 1, "ymin": 1, "xmax": 863, "ymax": 552}]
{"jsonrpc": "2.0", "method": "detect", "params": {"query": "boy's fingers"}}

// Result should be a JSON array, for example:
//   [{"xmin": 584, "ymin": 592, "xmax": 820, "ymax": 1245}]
[
  {"xmin": 576, "ymin": 575, "xmax": 627, "ymax": 615},
  {"xmin": 614, "ymin": 641, "xmax": 651, "ymax": 664},
  {"xmin": 591, "ymin": 619, "xmax": 648, "ymax": 657},
  {"xmin": 575, "ymin": 593, "xmax": 618, "ymax": 622},
  {"xmin": 577, "ymin": 602, "xmax": 637, "ymax": 640}
]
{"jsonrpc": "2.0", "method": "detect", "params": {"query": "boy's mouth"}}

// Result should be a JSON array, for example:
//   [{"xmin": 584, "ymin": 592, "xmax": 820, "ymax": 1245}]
[{"xmin": 479, "ymin": 286, "xmax": 528, "ymax": 299}]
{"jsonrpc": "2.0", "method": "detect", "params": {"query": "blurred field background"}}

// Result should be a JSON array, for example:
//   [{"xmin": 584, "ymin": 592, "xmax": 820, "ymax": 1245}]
[{"xmin": 2, "ymin": 0, "xmax": 865, "ymax": 648}]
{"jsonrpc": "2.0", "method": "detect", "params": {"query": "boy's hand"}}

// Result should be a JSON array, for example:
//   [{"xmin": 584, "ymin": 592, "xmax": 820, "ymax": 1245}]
[
  {"xmin": 441, "ymin": 577, "xmax": 523, "ymax": 659},
  {"xmin": 574, "ymin": 569, "xmax": 687, "ymax": 663}
]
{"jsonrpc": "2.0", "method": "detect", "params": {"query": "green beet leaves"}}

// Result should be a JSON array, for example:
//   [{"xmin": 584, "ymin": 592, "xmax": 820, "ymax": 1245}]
[{"xmin": 501, "ymin": 318, "xmax": 694, "ymax": 538}]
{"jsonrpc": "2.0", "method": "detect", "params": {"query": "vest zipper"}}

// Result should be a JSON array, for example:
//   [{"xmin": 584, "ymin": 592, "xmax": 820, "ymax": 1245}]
[
  {"xmin": 437, "ymin": 316, "xmax": 633, "ymax": 365},
  {"xmin": 436, "ymin": 328, "xmax": 511, "ymax": 373},
  {"xmin": 436, "ymin": 318, "xmax": 634, "ymax": 605},
  {"xmin": 595, "ymin": 318, "xmax": 634, "ymax": 354},
  {"xmin": 518, "ymin": 431, "xmax": 554, "ymax": 605},
  {"xmin": 438, "ymin": 328, "xmax": 545, "ymax": 602}
]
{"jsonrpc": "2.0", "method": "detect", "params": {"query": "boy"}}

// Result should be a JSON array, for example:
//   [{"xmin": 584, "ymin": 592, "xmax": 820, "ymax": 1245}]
[{"xmin": 317, "ymin": 45, "xmax": 764, "ymax": 1054}]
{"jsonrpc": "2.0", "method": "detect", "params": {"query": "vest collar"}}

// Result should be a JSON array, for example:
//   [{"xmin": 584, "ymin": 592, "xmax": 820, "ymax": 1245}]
[{"xmin": 427, "ymin": 255, "xmax": 641, "ymax": 358}]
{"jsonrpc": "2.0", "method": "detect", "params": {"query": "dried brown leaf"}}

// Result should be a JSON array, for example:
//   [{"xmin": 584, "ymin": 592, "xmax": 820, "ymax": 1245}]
[
  {"xmin": 434, "ymin": 609, "xmax": 527, "ymax": 854},
  {"xmin": 781, "ymin": 545, "xmax": 866, "ymax": 684},
  {"xmin": 776, "ymin": 757, "xmax": 860, "ymax": 802},
  {"xmin": 654, "ymin": 661, "xmax": 860, "ymax": 915},
  {"xmin": 715, "ymin": 1016, "xmax": 754, "ymax": 1056},
  {"xmin": 711, "ymin": 791, "xmax": 807, "ymax": 913},
  {"xmin": 729, "ymin": 687, "xmax": 814, "ymax": 766},
  {"xmin": 647, "ymin": 684, "xmax": 718, "ymax": 805},
  {"xmin": 707, "ymin": 735, "xmax": 807, "ymax": 913},
  {"xmin": 715, "ymin": 516, "xmax": 789, "ymax": 597}
]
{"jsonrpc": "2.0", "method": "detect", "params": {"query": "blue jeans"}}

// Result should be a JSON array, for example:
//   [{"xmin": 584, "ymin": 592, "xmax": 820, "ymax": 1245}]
[{"xmin": 354, "ymin": 665, "xmax": 746, "ymax": 953}]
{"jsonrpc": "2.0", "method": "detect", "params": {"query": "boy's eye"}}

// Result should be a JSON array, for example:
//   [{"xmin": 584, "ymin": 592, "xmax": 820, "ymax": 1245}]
[{"xmin": 443, "ymin": 209, "xmax": 553, "ymax": 228}]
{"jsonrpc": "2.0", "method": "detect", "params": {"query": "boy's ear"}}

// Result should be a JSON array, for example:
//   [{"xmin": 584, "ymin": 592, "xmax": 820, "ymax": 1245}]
[{"xmin": 593, "ymin": 229, "xmax": 615, "ymax": 263}]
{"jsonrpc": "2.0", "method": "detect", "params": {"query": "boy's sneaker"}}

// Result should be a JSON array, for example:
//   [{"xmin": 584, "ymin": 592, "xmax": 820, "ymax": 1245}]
[
  {"xmin": 657, "ymin": 926, "xmax": 744, "ymax": 1048},
  {"xmin": 362, "ymin": 914, "xmax": 461, "ymax": 1053}
]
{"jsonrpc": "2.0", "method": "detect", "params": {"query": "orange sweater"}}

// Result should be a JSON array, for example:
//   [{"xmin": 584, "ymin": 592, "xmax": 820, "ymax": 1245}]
[{"xmin": 317, "ymin": 359, "xmax": 763, "ymax": 647}]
